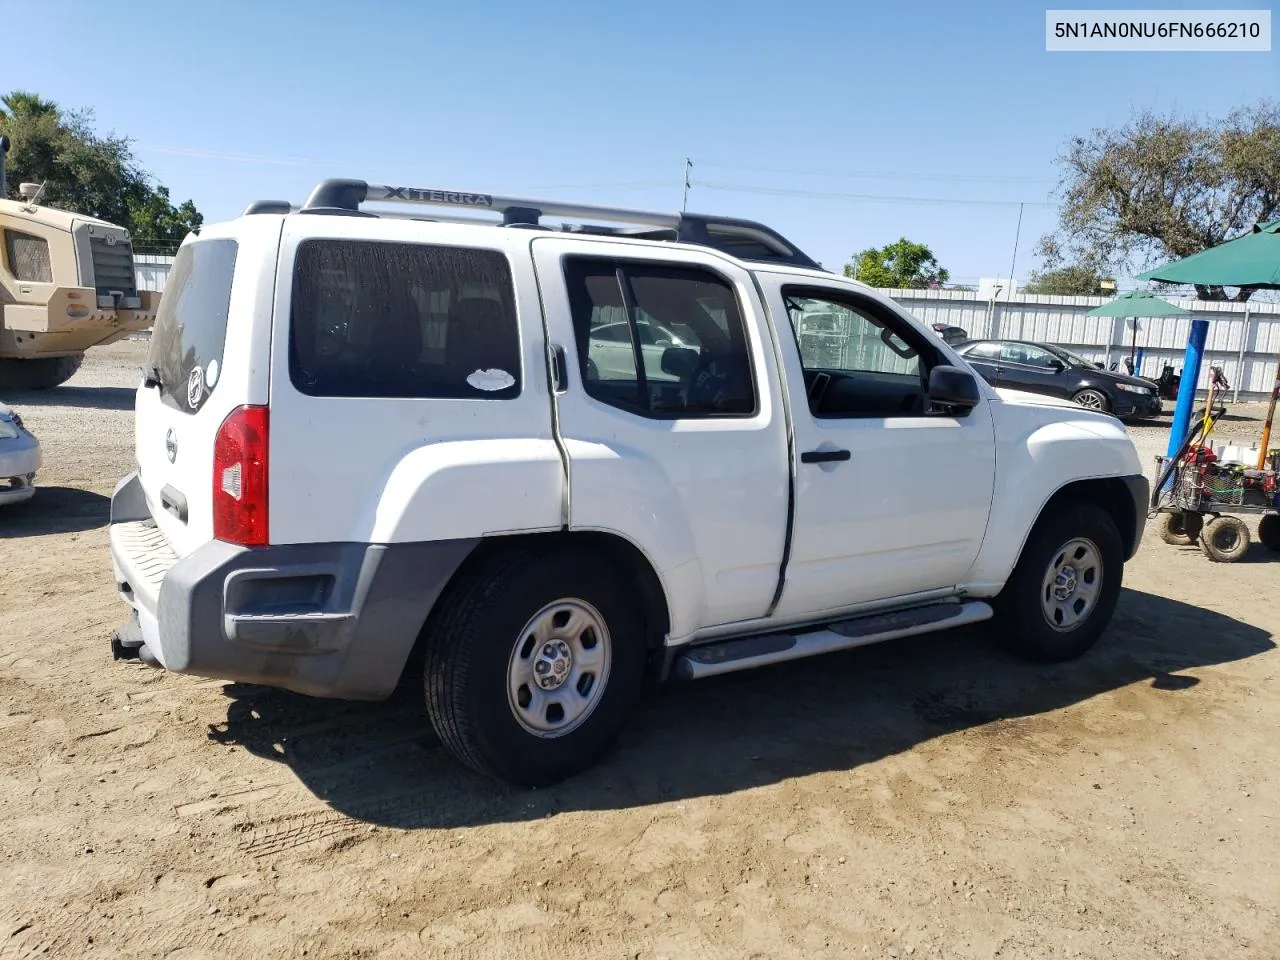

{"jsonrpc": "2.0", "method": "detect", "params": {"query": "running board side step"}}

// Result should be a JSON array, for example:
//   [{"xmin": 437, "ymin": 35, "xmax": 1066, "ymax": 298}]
[{"xmin": 673, "ymin": 600, "xmax": 993, "ymax": 681}]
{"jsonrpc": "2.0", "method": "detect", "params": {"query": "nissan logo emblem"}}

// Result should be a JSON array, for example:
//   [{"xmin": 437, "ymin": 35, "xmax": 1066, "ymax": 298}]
[{"xmin": 165, "ymin": 428, "xmax": 177, "ymax": 463}]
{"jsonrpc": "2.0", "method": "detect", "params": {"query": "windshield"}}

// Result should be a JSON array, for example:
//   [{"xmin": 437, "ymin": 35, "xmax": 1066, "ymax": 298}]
[{"xmin": 1045, "ymin": 344, "xmax": 1097, "ymax": 368}]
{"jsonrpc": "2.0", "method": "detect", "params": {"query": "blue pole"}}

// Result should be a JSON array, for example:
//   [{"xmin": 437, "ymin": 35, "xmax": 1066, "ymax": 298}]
[{"xmin": 1166, "ymin": 318, "xmax": 1209, "ymax": 458}]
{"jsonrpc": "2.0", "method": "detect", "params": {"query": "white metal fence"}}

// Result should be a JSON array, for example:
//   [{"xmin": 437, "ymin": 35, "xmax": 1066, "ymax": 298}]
[
  {"xmin": 130, "ymin": 256, "xmax": 1280, "ymax": 401},
  {"xmin": 134, "ymin": 254, "xmax": 173, "ymax": 294},
  {"xmin": 886, "ymin": 288, "xmax": 1280, "ymax": 402}
]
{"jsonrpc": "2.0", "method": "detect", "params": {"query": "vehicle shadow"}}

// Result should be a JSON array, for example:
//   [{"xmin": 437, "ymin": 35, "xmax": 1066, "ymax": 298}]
[
  {"xmin": 0, "ymin": 486, "xmax": 110, "ymax": 537},
  {"xmin": 6, "ymin": 385, "xmax": 136, "ymax": 411},
  {"xmin": 207, "ymin": 587, "xmax": 1274, "ymax": 829}
]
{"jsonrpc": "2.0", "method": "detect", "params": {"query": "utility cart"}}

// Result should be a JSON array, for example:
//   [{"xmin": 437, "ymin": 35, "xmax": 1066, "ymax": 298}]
[{"xmin": 1152, "ymin": 368, "xmax": 1280, "ymax": 562}]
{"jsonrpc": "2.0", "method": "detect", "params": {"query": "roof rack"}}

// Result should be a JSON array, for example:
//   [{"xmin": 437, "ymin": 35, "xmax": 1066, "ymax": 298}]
[
  {"xmin": 297, "ymin": 178, "xmax": 822, "ymax": 270},
  {"xmin": 242, "ymin": 200, "xmax": 295, "ymax": 216}
]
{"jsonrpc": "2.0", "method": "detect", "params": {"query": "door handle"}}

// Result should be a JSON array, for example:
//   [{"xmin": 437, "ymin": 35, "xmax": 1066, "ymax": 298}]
[
  {"xmin": 548, "ymin": 344, "xmax": 569, "ymax": 394},
  {"xmin": 800, "ymin": 449, "xmax": 851, "ymax": 464}
]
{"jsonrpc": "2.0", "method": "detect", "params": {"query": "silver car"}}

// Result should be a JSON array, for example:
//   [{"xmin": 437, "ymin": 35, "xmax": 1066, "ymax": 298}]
[{"xmin": 0, "ymin": 402, "xmax": 40, "ymax": 506}]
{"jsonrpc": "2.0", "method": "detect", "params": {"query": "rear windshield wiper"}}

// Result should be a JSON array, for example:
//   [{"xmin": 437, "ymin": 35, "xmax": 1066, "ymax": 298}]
[{"xmin": 142, "ymin": 364, "xmax": 164, "ymax": 389}]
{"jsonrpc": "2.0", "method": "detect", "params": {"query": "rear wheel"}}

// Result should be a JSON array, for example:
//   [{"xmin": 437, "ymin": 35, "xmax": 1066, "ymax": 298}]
[
  {"xmin": 1158, "ymin": 510, "xmax": 1202, "ymax": 546},
  {"xmin": 423, "ymin": 547, "xmax": 646, "ymax": 786},
  {"xmin": 1071, "ymin": 388, "xmax": 1110, "ymax": 413},
  {"xmin": 991, "ymin": 501, "xmax": 1124, "ymax": 663},
  {"xmin": 1199, "ymin": 515, "xmax": 1250, "ymax": 562},
  {"xmin": 0, "ymin": 355, "xmax": 84, "ymax": 390},
  {"xmin": 1258, "ymin": 514, "xmax": 1280, "ymax": 553}
]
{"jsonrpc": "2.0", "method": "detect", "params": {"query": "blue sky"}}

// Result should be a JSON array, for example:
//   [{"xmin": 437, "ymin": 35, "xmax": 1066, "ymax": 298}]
[{"xmin": 7, "ymin": 0, "xmax": 1277, "ymax": 283}]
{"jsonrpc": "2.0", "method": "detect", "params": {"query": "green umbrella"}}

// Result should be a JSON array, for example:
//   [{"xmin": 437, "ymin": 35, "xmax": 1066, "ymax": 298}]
[
  {"xmin": 1135, "ymin": 221, "xmax": 1280, "ymax": 469},
  {"xmin": 1136, "ymin": 220, "xmax": 1280, "ymax": 288},
  {"xmin": 1087, "ymin": 289, "xmax": 1191, "ymax": 370}
]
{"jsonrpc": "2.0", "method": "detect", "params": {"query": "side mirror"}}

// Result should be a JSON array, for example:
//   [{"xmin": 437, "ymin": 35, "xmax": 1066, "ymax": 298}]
[
  {"xmin": 927, "ymin": 364, "xmax": 980, "ymax": 415},
  {"xmin": 661, "ymin": 346, "xmax": 700, "ymax": 379},
  {"xmin": 1047, "ymin": 358, "xmax": 1065, "ymax": 372}
]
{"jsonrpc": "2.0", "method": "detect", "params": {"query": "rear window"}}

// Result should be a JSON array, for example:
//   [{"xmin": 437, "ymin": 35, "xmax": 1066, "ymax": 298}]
[
  {"xmin": 147, "ymin": 239, "xmax": 238, "ymax": 414},
  {"xmin": 288, "ymin": 239, "xmax": 521, "ymax": 399}
]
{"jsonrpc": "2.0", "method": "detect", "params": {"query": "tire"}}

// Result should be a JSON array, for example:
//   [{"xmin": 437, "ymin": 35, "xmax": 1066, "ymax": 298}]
[
  {"xmin": 1071, "ymin": 389, "xmax": 1110, "ymax": 413},
  {"xmin": 0, "ymin": 354, "xmax": 84, "ymax": 390},
  {"xmin": 1199, "ymin": 515, "xmax": 1250, "ymax": 562},
  {"xmin": 990, "ymin": 501, "xmax": 1124, "ymax": 663},
  {"xmin": 1258, "ymin": 514, "xmax": 1280, "ymax": 553},
  {"xmin": 423, "ymin": 547, "xmax": 646, "ymax": 786},
  {"xmin": 1158, "ymin": 511, "xmax": 1202, "ymax": 546}
]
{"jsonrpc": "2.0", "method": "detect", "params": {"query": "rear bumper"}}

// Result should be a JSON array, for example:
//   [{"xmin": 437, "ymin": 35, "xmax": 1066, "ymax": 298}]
[{"xmin": 108, "ymin": 470, "xmax": 477, "ymax": 699}]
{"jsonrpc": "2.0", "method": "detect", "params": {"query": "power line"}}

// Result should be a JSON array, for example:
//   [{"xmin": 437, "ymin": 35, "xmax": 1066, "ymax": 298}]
[
  {"xmin": 135, "ymin": 144, "xmax": 327, "ymax": 166},
  {"xmin": 695, "ymin": 160, "xmax": 1056, "ymax": 186},
  {"xmin": 693, "ymin": 180, "xmax": 1057, "ymax": 209}
]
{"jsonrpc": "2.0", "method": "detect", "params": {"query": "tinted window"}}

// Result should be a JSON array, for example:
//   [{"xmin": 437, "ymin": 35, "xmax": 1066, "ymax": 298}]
[
  {"xmin": 1001, "ymin": 343, "xmax": 1056, "ymax": 367},
  {"xmin": 147, "ymin": 239, "xmax": 238, "ymax": 414},
  {"xmin": 564, "ymin": 258, "xmax": 753, "ymax": 418},
  {"xmin": 289, "ymin": 239, "xmax": 520, "ymax": 399},
  {"xmin": 964, "ymin": 342, "xmax": 1003, "ymax": 360},
  {"xmin": 4, "ymin": 230, "xmax": 52, "ymax": 283}
]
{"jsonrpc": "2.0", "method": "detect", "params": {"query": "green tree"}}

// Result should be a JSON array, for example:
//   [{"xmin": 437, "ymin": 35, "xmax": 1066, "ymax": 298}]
[
  {"xmin": 0, "ymin": 89, "xmax": 202, "ymax": 246},
  {"xmin": 1036, "ymin": 100, "xmax": 1280, "ymax": 301},
  {"xmin": 1023, "ymin": 265, "xmax": 1107, "ymax": 296},
  {"xmin": 843, "ymin": 238, "xmax": 950, "ymax": 288}
]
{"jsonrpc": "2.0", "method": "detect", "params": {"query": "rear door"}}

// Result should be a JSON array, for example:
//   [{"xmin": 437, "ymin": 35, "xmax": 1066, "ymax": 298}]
[
  {"xmin": 134, "ymin": 222, "xmax": 275, "ymax": 557},
  {"xmin": 532, "ymin": 238, "xmax": 791, "ymax": 631},
  {"xmin": 996, "ymin": 342, "xmax": 1070, "ymax": 398},
  {"xmin": 957, "ymin": 341, "xmax": 1003, "ymax": 386}
]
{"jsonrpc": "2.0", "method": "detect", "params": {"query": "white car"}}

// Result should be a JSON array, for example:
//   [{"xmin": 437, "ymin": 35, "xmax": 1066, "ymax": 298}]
[
  {"xmin": 0, "ymin": 402, "xmax": 40, "ymax": 505},
  {"xmin": 107, "ymin": 181, "xmax": 1148, "ymax": 786}
]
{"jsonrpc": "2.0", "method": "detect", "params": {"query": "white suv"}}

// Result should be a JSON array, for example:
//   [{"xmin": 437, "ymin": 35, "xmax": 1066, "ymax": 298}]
[{"xmin": 108, "ymin": 180, "xmax": 1148, "ymax": 786}]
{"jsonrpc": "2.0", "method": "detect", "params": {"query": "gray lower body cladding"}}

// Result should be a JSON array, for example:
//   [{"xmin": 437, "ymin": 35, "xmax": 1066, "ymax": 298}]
[
  {"xmin": 110, "ymin": 473, "xmax": 477, "ymax": 700},
  {"xmin": 1118, "ymin": 473, "xmax": 1149, "ymax": 559}
]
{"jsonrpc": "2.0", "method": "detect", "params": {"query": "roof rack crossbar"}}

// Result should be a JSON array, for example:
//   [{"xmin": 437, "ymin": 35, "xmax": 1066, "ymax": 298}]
[{"xmin": 300, "ymin": 178, "xmax": 821, "ymax": 269}]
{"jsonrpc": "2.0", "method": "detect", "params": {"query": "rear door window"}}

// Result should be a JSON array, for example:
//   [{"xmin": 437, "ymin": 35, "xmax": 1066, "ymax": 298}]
[
  {"xmin": 288, "ymin": 239, "xmax": 521, "ymax": 399},
  {"xmin": 146, "ymin": 239, "xmax": 238, "ymax": 414}
]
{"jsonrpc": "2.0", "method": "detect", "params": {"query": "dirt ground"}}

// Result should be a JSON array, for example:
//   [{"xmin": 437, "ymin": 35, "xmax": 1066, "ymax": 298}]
[{"xmin": 2, "ymin": 340, "xmax": 1278, "ymax": 960}]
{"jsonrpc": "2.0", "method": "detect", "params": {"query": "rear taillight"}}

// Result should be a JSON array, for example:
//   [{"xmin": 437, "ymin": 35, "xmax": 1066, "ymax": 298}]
[{"xmin": 213, "ymin": 405, "xmax": 269, "ymax": 546}]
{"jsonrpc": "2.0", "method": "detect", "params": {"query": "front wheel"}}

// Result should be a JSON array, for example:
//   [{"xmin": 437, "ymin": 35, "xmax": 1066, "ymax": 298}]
[
  {"xmin": 1071, "ymin": 388, "xmax": 1110, "ymax": 413},
  {"xmin": 423, "ymin": 548, "xmax": 646, "ymax": 786},
  {"xmin": 1258, "ymin": 514, "xmax": 1280, "ymax": 553},
  {"xmin": 991, "ymin": 501, "xmax": 1124, "ymax": 663},
  {"xmin": 0, "ymin": 354, "xmax": 84, "ymax": 390}
]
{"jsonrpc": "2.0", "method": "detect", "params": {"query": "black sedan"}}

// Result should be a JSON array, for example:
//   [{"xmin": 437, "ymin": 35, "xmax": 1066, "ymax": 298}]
[{"xmin": 953, "ymin": 339, "xmax": 1163, "ymax": 421}]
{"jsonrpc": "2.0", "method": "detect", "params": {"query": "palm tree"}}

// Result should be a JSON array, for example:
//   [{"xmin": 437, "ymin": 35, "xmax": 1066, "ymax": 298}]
[{"xmin": 0, "ymin": 90, "xmax": 59, "ymax": 121}]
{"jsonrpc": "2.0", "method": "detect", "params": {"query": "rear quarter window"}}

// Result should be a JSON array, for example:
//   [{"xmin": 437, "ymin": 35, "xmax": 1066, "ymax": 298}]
[
  {"xmin": 146, "ymin": 239, "xmax": 238, "ymax": 414},
  {"xmin": 288, "ymin": 239, "xmax": 521, "ymax": 399}
]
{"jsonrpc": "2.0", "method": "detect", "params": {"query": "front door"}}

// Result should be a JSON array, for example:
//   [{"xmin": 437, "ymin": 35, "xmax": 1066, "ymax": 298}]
[{"xmin": 758, "ymin": 277, "xmax": 997, "ymax": 621}]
